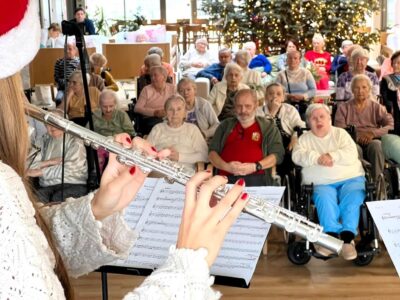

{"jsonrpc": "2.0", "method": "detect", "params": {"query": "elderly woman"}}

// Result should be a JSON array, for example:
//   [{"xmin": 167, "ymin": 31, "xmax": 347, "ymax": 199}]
[
  {"xmin": 260, "ymin": 83, "xmax": 305, "ymax": 176},
  {"xmin": 381, "ymin": 50, "xmax": 400, "ymax": 135},
  {"xmin": 304, "ymin": 34, "xmax": 331, "ymax": 90},
  {"xmin": 292, "ymin": 103, "xmax": 365, "ymax": 261},
  {"xmin": 180, "ymin": 38, "xmax": 217, "ymax": 79},
  {"xmin": 260, "ymin": 83, "xmax": 305, "ymax": 149},
  {"xmin": 276, "ymin": 50, "xmax": 316, "ymax": 105},
  {"xmin": 335, "ymin": 74, "xmax": 394, "ymax": 181},
  {"xmin": 27, "ymin": 110, "xmax": 88, "ymax": 203},
  {"xmin": 147, "ymin": 95, "xmax": 208, "ymax": 171},
  {"xmin": 134, "ymin": 66, "xmax": 176, "ymax": 135},
  {"xmin": 93, "ymin": 90, "xmax": 135, "ymax": 137},
  {"xmin": 336, "ymin": 48, "xmax": 379, "ymax": 101},
  {"xmin": 93, "ymin": 90, "xmax": 135, "ymax": 172},
  {"xmin": 90, "ymin": 53, "xmax": 118, "ymax": 91},
  {"xmin": 60, "ymin": 70, "xmax": 101, "ymax": 126},
  {"xmin": 234, "ymin": 50, "xmax": 264, "ymax": 102},
  {"xmin": 137, "ymin": 54, "xmax": 173, "ymax": 98},
  {"xmin": 177, "ymin": 78, "xmax": 219, "ymax": 139},
  {"xmin": 208, "ymin": 62, "xmax": 249, "ymax": 120},
  {"xmin": 277, "ymin": 39, "xmax": 309, "ymax": 71}
]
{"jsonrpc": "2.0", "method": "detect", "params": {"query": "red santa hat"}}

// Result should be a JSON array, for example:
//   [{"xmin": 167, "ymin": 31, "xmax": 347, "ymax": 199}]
[{"xmin": 0, "ymin": 0, "xmax": 40, "ymax": 79}]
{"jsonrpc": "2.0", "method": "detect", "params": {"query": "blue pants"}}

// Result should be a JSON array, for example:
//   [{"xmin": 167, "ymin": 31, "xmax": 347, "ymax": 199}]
[{"xmin": 312, "ymin": 176, "xmax": 365, "ymax": 236}]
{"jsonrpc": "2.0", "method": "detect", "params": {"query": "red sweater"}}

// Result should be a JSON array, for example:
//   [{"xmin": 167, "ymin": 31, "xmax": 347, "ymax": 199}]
[{"xmin": 305, "ymin": 50, "xmax": 331, "ymax": 90}]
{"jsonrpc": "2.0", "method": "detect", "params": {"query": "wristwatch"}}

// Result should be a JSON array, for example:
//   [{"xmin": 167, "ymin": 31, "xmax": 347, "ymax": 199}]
[{"xmin": 255, "ymin": 161, "xmax": 263, "ymax": 172}]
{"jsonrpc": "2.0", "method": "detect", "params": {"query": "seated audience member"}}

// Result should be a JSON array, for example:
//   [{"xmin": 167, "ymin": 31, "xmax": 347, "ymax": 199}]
[
  {"xmin": 43, "ymin": 23, "xmax": 63, "ymax": 48},
  {"xmin": 336, "ymin": 44, "xmax": 376, "ymax": 77},
  {"xmin": 331, "ymin": 40, "xmax": 353, "ymax": 76},
  {"xmin": 180, "ymin": 38, "xmax": 217, "ymax": 79},
  {"xmin": 54, "ymin": 42, "xmax": 79, "ymax": 103},
  {"xmin": 381, "ymin": 50, "xmax": 400, "ymax": 135},
  {"xmin": 134, "ymin": 66, "xmax": 176, "ymax": 135},
  {"xmin": 93, "ymin": 90, "xmax": 135, "ymax": 137},
  {"xmin": 90, "ymin": 53, "xmax": 118, "ymax": 91},
  {"xmin": 243, "ymin": 41, "xmax": 272, "ymax": 76},
  {"xmin": 70, "ymin": 7, "xmax": 95, "ymax": 35},
  {"xmin": 277, "ymin": 38, "xmax": 309, "ymax": 71},
  {"xmin": 335, "ymin": 74, "xmax": 394, "ymax": 181},
  {"xmin": 93, "ymin": 90, "xmax": 135, "ymax": 172},
  {"xmin": 137, "ymin": 54, "xmax": 173, "ymax": 98},
  {"xmin": 147, "ymin": 95, "xmax": 208, "ymax": 171},
  {"xmin": 209, "ymin": 89, "xmax": 284, "ymax": 186},
  {"xmin": 276, "ymin": 50, "xmax": 316, "ymax": 117},
  {"xmin": 60, "ymin": 71, "xmax": 101, "ymax": 126},
  {"xmin": 292, "ymin": 103, "xmax": 365, "ymax": 260},
  {"xmin": 196, "ymin": 48, "xmax": 232, "ymax": 85},
  {"xmin": 336, "ymin": 48, "xmax": 379, "ymax": 101},
  {"xmin": 139, "ymin": 47, "xmax": 174, "ymax": 81},
  {"xmin": 234, "ymin": 50, "xmax": 264, "ymax": 102},
  {"xmin": 259, "ymin": 83, "xmax": 305, "ymax": 176},
  {"xmin": 208, "ymin": 62, "xmax": 249, "ymax": 120},
  {"xmin": 304, "ymin": 34, "xmax": 331, "ymax": 90},
  {"xmin": 177, "ymin": 78, "xmax": 219, "ymax": 140},
  {"xmin": 27, "ymin": 109, "xmax": 88, "ymax": 203}
]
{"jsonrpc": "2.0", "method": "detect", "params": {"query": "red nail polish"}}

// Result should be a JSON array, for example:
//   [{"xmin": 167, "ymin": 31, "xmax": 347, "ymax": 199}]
[
  {"xmin": 126, "ymin": 137, "xmax": 132, "ymax": 143},
  {"xmin": 241, "ymin": 193, "xmax": 248, "ymax": 200},
  {"xmin": 129, "ymin": 166, "xmax": 136, "ymax": 175},
  {"xmin": 151, "ymin": 146, "xmax": 157, "ymax": 152},
  {"xmin": 206, "ymin": 170, "xmax": 211, "ymax": 173},
  {"xmin": 237, "ymin": 178, "xmax": 245, "ymax": 186}
]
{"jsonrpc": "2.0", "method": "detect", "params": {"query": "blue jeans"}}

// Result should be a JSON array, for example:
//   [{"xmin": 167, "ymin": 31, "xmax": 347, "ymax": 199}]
[{"xmin": 312, "ymin": 176, "xmax": 365, "ymax": 236}]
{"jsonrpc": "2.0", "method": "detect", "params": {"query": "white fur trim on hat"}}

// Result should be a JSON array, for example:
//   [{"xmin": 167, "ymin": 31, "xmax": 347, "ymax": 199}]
[{"xmin": 0, "ymin": 0, "xmax": 40, "ymax": 79}]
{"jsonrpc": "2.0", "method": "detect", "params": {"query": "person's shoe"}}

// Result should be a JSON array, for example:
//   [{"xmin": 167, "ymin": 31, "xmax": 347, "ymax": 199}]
[
  {"xmin": 341, "ymin": 241, "xmax": 357, "ymax": 260},
  {"xmin": 314, "ymin": 244, "xmax": 334, "ymax": 257}
]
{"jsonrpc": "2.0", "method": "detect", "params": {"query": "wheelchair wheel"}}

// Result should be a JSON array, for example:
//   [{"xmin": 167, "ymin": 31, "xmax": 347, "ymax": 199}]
[
  {"xmin": 287, "ymin": 241, "xmax": 311, "ymax": 265},
  {"xmin": 282, "ymin": 175, "xmax": 296, "ymax": 244},
  {"xmin": 353, "ymin": 244, "xmax": 374, "ymax": 266}
]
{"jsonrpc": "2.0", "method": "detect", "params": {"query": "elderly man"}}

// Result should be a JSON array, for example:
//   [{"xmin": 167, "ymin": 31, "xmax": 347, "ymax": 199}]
[
  {"xmin": 196, "ymin": 48, "xmax": 232, "ymax": 85},
  {"xmin": 209, "ymin": 89, "xmax": 284, "ymax": 186},
  {"xmin": 292, "ymin": 103, "xmax": 365, "ymax": 260},
  {"xmin": 93, "ymin": 90, "xmax": 135, "ymax": 137},
  {"xmin": 70, "ymin": 7, "xmax": 95, "ymax": 35},
  {"xmin": 335, "ymin": 74, "xmax": 394, "ymax": 181}
]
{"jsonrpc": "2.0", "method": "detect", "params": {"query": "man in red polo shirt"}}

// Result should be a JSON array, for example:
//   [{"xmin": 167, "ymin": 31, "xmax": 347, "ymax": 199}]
[{"xmin": 208, "ymin": 89, "xmax": 284, "ymax": 186}]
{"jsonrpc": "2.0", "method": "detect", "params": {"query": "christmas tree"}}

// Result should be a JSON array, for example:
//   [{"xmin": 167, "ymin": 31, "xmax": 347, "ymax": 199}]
[{"xmin": 202, "ymin": 0, "xmax": 380, "ymax": 54}]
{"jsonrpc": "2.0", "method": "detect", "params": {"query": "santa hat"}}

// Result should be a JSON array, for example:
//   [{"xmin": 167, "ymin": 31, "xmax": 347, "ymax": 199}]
[{"xmin": 0, "ymin": 0, "xmax": 40, "ymax": 79}]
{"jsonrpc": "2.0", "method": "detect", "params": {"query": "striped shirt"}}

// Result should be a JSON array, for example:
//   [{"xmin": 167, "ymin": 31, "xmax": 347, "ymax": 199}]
[{"xmin": 54, "ymin": 57, "xmax": 80, "ymax": 90}]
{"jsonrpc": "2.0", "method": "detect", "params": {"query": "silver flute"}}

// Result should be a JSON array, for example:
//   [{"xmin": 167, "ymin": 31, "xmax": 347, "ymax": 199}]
[{"xmin": 25, "ymin": 103, "xmax": 343, "ymax": 254}]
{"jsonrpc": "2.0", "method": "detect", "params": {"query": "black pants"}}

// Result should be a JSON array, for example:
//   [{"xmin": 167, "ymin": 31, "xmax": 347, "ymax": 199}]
[{"xmin": 227, "ymin": 173, "xmax": 276, "ymax": 187}]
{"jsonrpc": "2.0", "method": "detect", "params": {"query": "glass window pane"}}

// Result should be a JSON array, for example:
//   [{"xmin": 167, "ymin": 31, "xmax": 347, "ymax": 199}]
[
  {"xmin": 86, "ymin": 0, "xmax": 160, "ymax": 25},
  {"xmin": 166, "ymin": 0, "xmax": 191, "ymax": 23}
]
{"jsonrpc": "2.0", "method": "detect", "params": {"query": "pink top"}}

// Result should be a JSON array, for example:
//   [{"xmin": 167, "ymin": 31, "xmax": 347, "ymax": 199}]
[
  {"xmin": 334, "ymin": 99, "xmax": 394, "ymax": 137},
  {"xmin": 134, "ymin": 83, "xmax": 176, "ymax": 117}
]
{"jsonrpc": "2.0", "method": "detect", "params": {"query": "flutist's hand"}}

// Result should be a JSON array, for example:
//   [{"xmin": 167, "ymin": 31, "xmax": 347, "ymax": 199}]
[
  {"xmin": 176, "ymin": 171, "xmax": 249, "ymax": 267},
  {"xmin": 91, "ymin": 134, "xmax": 170, "ymax": 220}
]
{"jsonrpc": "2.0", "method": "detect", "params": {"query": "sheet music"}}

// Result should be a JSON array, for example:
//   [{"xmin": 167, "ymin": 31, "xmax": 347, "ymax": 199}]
[
  {"xmin": 112, "ymin": 178, "xmax": 284, "ymax": 285},
  {"xmin": 367, "ymin": 200, "xmax": 400, "ymax": 277}
]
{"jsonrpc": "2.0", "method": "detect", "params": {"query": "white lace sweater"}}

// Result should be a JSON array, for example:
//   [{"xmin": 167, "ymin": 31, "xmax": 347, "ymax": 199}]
[{"xmin": 0, "ymin": 161, "xmax": 220, "ymax": 299}]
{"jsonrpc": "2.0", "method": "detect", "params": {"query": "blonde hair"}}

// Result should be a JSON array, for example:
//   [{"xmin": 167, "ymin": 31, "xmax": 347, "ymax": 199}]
[
  {"xmin": 90, "ymin": 53, "xmax": 107, "ymax": 68},
  {"xmin": 235, "ymin": 50, "xmax": 251, "ymax": 66},
  {"xmin": 0, "ymin": 74, "xmax": 73, "ymax": 298}
]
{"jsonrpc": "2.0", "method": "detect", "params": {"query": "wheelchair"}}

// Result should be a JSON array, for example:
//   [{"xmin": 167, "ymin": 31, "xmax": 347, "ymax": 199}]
[{"xmin": 281, "ymin": 153, "xmax": 382, "ymax": 267}]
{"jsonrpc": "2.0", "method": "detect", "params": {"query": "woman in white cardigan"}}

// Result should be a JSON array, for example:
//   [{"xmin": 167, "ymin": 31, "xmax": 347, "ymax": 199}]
[{"xmin": 178, "ymin": 77, "xmax": 220, "ymax": 140}]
